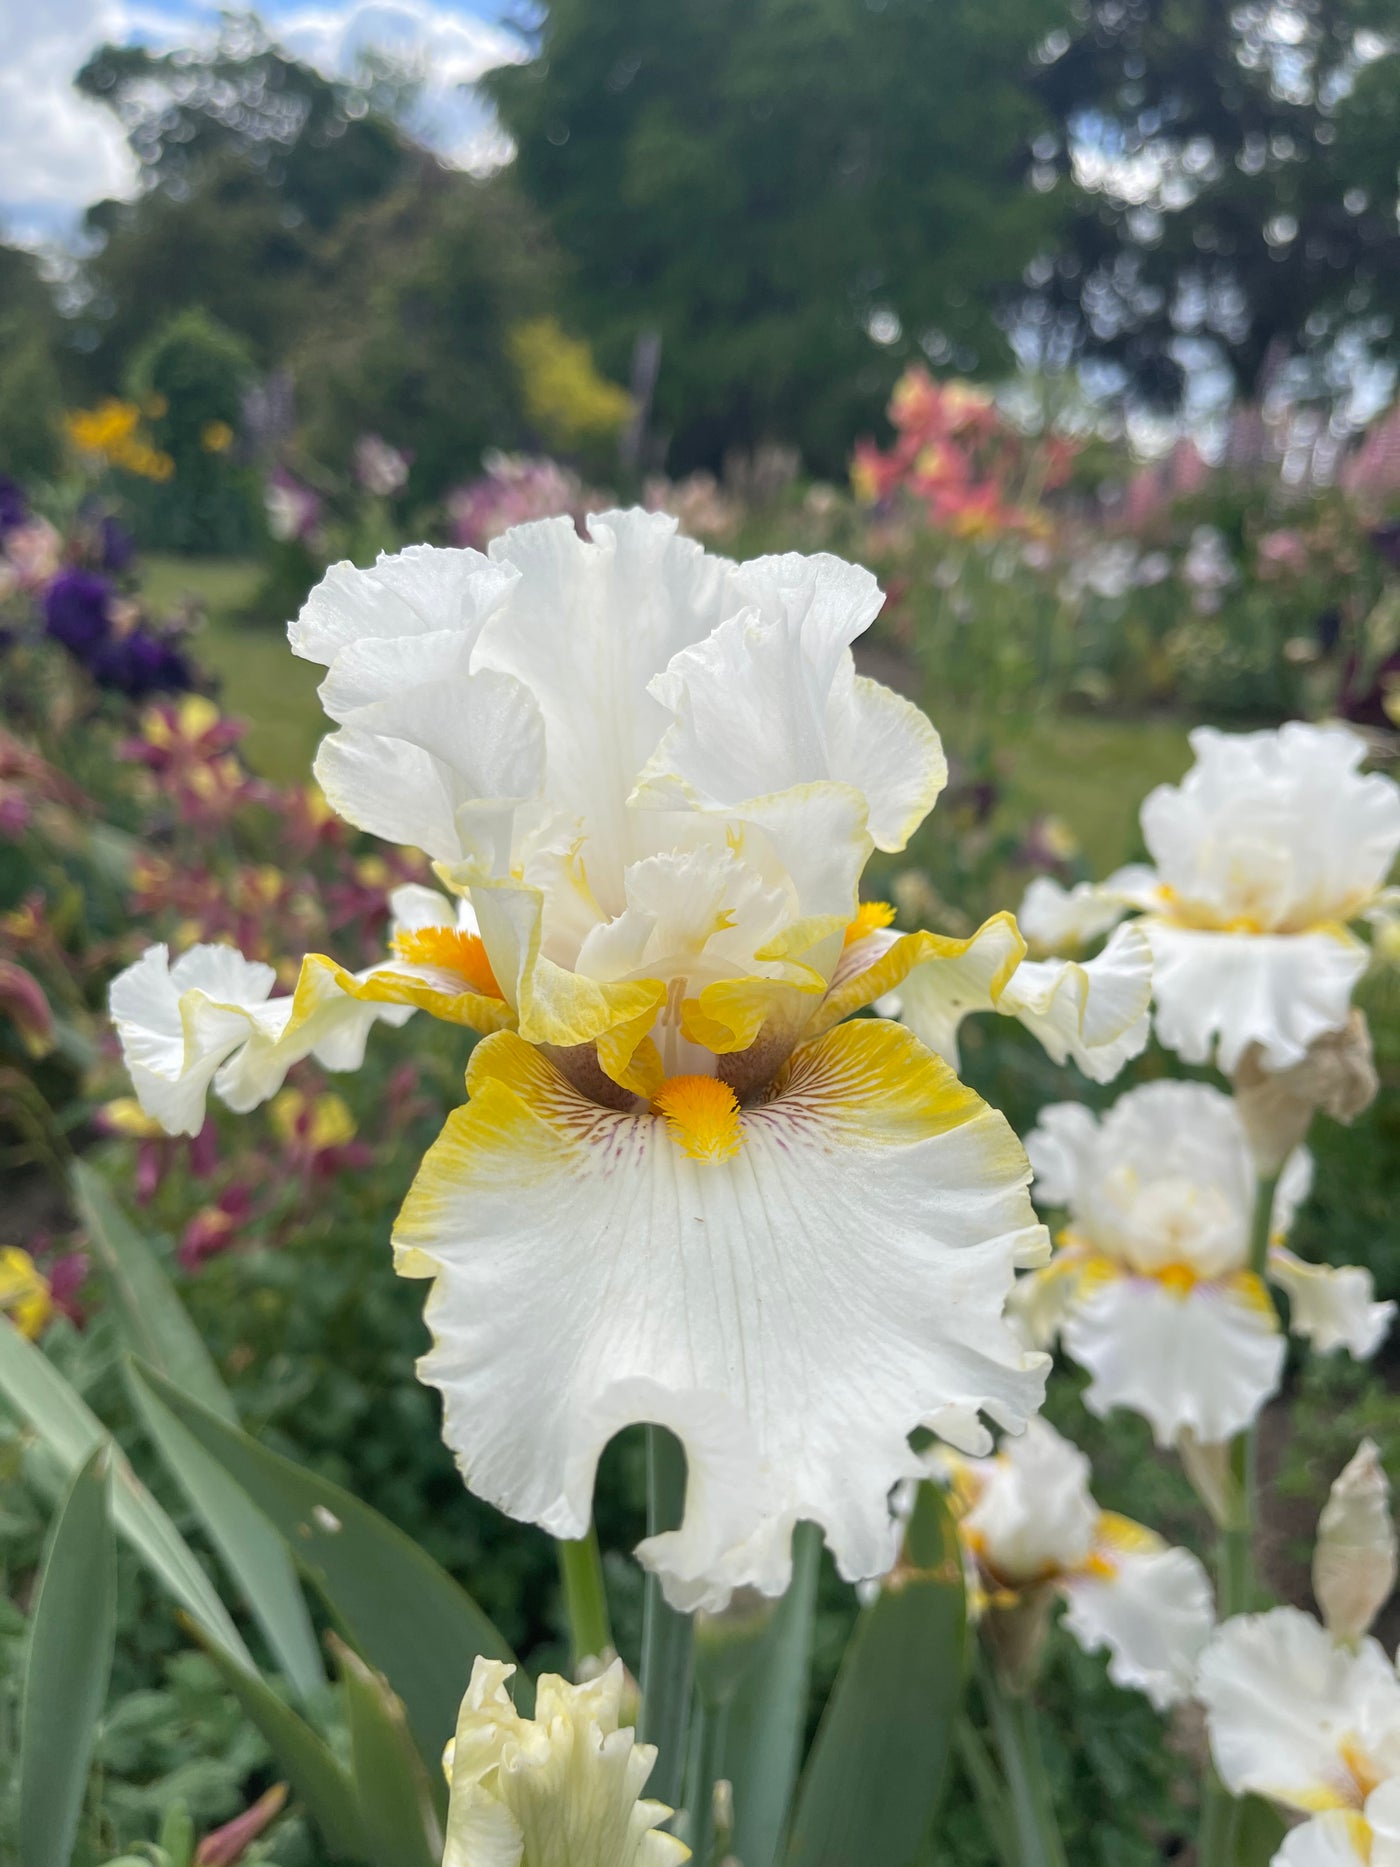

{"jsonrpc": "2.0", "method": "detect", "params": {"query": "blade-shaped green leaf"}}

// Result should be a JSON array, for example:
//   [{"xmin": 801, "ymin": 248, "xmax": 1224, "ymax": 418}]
[
  {"xmin": 191, "ymin": 1624, "xmax": 368, "ymax": 1861},
  {"xmin": 721, "ymin": 1520, "xmax": 821, "ymax": 1867},
  {"xmin": 129, "ymin": 1366, "xmax": 325, "ymax": 1698},
  {"xmin": 20, "ymin": 1445, "xmax": 117, "ymax": 1867},
  {"xmin": 335, "ymin": 1637, "xmax": 443, "ymax": 1867},
  {"xmin": 0, "ymin": 1320, "xmax": 251, "ymax": 1667},
  {"xmin": 75, "ymin": 1164, "xmax": 322, "ymax": 1694},
  {"xmin": 72, "ymin": 1161, "xmax": 228, "ymax": 1413},
  {"xmin": 784, "ymin": 1484, "xmax": 967, "ymax": 1867},
  {"xmin": 133, "ymin": 1361, "xmax": 516, "ymax": 1772},
  {"xmin": 1236, "ymin": 1795, "xmax": 1289, "ymax": 1862}
]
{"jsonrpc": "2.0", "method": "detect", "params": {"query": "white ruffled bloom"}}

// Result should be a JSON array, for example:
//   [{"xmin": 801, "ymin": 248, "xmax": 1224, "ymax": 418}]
[
  {"xmin": 940, "ymin": 1418, "xmax": 1213, "ymax": 1709},
  {"xmin": 107, "ymin": 513, "xmax": 1158, "ymax": 1611},
  {"xmin": 1315, "ymin": 1441, "xmax": 1398, "ymax": 1647},
  {"xmin": 1199, "ymin": 1608, "xmax": 1400, "ymax": 1865},
  {"xmin": 1016, "ymin": 1081, "xmax": 1392, "ymax": 1447},
  {"xmin": 1018, "ymin": 724, "xmax": 1400, "ymax": 1072},
  {"xmin": 444, "ymin": 1657, "xmax": 688, "ymax": 1867}
]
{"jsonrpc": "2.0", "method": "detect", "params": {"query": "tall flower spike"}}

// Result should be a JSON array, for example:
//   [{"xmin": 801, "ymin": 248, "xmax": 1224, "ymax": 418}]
[
  {"xmin": 1314, "ymin": 1441, "xmax": 1398, "ymax": 1647},
  {"xmin": 1016, "ymin": 1081, "xmax": 1393, "ymax": 1448},
  {"xmin": 443, "ymin": 1657, "xmax": 688, "ymax": 1867}
]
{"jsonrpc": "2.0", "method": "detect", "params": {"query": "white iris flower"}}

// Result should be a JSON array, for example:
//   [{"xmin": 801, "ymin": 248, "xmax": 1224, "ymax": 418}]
[
  {"xmin": 939, "ymin": 1417, "xmax": 1214, "ymax": 1709},
  {"xmin": 1016, "ymin": 1081, "xmax": 1392, "ymax": 1448},
  {"xmin": 110, "ymin": 511, "xmax": 1155, "ymax": 1610},
  {"xmin": 1019, "ymin": 722, "xmax": 1400, "ymax": 1072}
]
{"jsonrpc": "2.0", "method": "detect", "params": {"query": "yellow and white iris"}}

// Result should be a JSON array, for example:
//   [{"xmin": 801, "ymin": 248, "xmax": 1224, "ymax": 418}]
[
  {"xmin": 1020, "ymin": 723, "xmax": 1400, "ymax": 1073},
  {"xmin": 1200, "ymin": 1610, "xmax": 1400, "ymax": 1865},
  {"xmin": 444, "ymin": 1657, "xmax": 688, "ymax": 1867},
  {"xmin": 110, "ymin": 510, "xmax": 1153, "ymax": 1609},
  {"xmin": 938, "ymin": 1418, "xmax": 1214, "ymax": 1709},
  {"xmin": 1016, "ymin": 1081, "xmax": 1392, "ymax": 1448},
  {"xmin": 1201, "ymin": 1443, "xmax": 1400, "ymax": 1865}
]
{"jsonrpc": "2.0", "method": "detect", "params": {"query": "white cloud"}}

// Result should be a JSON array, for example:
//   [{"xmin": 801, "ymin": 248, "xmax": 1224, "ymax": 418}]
[{"xmin": 0, "ymin": 0, "xmax": 524, "ymax": 246}]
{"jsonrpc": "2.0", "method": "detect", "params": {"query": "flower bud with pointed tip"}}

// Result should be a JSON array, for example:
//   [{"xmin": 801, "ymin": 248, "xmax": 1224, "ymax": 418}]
[
  {"xmin": 1233, "ymin": 1010, "xmax": 1379, "ymax": 1172},
  {"xmin": 1313, "ymin": 1438, "xmax": 1397, "ymax": 1645}
]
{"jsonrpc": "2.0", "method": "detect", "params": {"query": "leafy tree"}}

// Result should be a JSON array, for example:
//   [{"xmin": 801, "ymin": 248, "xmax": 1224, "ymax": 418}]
[
  {"xmin": 486, "ymin": 0, "xmax": 1072, "ymax": 473},
  {"xmin": 292, "ymin": 169, "xmax": 561, "ymax": 501},
  {"xmin": 0, "ymin": 245, "xmax": 66, "ymax": 480},
  {"xmin": 1026, "ymin": 0, "xmax": 1400, "ymax": 405}
]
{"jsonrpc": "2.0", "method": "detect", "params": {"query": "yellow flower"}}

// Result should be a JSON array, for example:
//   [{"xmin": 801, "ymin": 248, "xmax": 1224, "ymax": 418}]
[
  {"xmin": 201, "ymin": 420, "xmax": 234, "ymax": 454},
  {"xmin": 0, "ymin": 1248, "xmax": 53, "ymax": 1339},
  {"xmin": 270, "ymin": 1088, "xmax": 357, "ymax": 1153},
  {"xmin": 509, "ymin": 318, "xmax": 633, "ymax": 448},
  {"xmin": 64, "ymin": 399, "xmax": 174, "ymax": 480}
]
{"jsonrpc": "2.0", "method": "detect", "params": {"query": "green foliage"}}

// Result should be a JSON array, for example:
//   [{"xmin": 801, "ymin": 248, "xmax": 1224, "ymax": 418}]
[
  {"xmin": 785, "ymin": 1485, "xmax": 966, "ymax": 1867},
  {"xmin": 19, "ymin": 1446, "xmax": 116, "ymax": 1867},
  {"xmin": 487, "ymin": 0, "xmax": 1070, "ymax": 471},
  {"xmin": 0, "ymin": 244, "xmax": 66, "ymax": 481},
  {"xmin": 123, "ymin": 310, "xmax": 260, "ymax": 554},
  {"xmin": 1031, "ymin": 0, "xmax": 1400, "ymax": 401}
]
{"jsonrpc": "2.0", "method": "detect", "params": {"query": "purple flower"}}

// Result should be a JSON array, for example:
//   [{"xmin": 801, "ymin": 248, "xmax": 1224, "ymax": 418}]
[
  {"xmin": 99, "ymin": 516, "xmax": 135, "ymax": 573},
  {"xmin": 0, "ymin": 476, "xmax": 26, "ymax": 536},
  {"xmin": 44, "ymin": 570, "xmax": 113, "ymax": 657},
  {"xmin": 92, "ymin": 626, "xmax": 193, "ymax": 697}
]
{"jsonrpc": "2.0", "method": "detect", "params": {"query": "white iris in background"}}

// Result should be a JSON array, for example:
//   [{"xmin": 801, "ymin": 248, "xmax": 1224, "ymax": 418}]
[
  {"xmin": 109, "ymin": 511, "xmax": 1155, "ymax": 1610},
  {"xmin": 1019, "ymin": 722, "xmax": 1400, "ymax": 1072},
  {"xmin": 1015, "ymin": 1081, "xmax": 1392, "ymax": 1448},
  {"xmin": 1199, "ymin": 1443, "xmax": 1400, "ymax": 1865},
  {"xmin": 938, "ymin": 1417, "xmax": 1214, "ymax": 1709}
]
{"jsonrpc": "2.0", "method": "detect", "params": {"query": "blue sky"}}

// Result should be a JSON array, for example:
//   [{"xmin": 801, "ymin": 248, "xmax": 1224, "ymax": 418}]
[{"xmin": 0, "ymin": 0, "xmax": 524, "ymax": 245}]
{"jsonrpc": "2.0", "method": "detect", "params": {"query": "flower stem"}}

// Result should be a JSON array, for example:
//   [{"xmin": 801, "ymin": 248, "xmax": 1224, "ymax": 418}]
[
  {"xmin": 684, "ymin": 1696, "xmax": 731, "ymax": 1867},
  {"xmin": 639, "ymin": 1425, "xmax": 694, "ymax": 1809},
  {"xmin": 1198, "ymin": 1168, "xmax": 1278, "ymax": 1864},
  {"xmin": 979, "ymin": 1654, "xmax": 1068, "ymax": 1867},
  {"xmin": 556, "ymin": 1522, "xmax": 612, "ymax": 1673}
]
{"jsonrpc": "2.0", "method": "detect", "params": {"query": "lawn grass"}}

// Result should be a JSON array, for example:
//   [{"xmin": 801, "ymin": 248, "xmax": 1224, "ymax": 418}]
[
  {"xmin": 141, "ymin": 554, "xmax": 1195, "ymax": 871},
  {"xmin": 142, "ymin": 555, "xmax": 325, "ymax": 783}
]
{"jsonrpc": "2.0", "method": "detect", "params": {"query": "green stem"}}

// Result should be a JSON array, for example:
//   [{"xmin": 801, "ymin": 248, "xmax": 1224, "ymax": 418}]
[
  {"xmin": 1198, "ymin": 1169, "xmax": 1278, "ymax": 1866},
  {"xmin": 556, "ymin": 1524, "xmax": 612, "ymax": 1673},
  {"xmin": 954, "ymin": 1715, "xmax": 1019, "ymax": 1867},
  {"xmin": 979, "ymin": 1655, "xmax": 1068, "ymax": 1867},
  {"xmin": 684, "ymin": 1697, "xmax": 731, "ymax": 1867},
  {"xmin": 638, "ymin": 1426, "xmax": 694, "ymax": 1809}
]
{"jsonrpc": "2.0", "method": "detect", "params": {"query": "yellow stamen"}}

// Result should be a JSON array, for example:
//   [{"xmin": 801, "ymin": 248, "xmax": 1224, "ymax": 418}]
[
  {"xmin": 1155, "ymin": 1262, "xmax": 1200, "ymax": 1299},
  {"xmin": 392, "ymin": 926, "xmax": 502, "ymax": 998},
  {"xmin": 843, "ymin": 900, "xmax": 897, "ymax": 946},
  {"xmin": 652, "ymin": 1074, "xmax": 744, "ymax": 1163}
]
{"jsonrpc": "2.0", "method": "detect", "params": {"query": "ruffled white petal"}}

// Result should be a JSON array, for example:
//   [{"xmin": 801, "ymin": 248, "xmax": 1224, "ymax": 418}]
[
  {"xmin": 961, "ymin": 1418, "xmax": 1098, "ymax": 1582},
  {"xmin": 1060, "ymin": 1533, "xmax": 1214, "ymax": 1710},
  {"xmin": 637, "ymin": 550, "xmax": 944, "ymax": 849},
  {"xmin": 1143, "ymin": 920, "xmax": 1370, "ymax": 1073},
  {"xmin": 1017, "ymin": 865, "xmax": 1157, "ymax": 953},
  {"xmin": 1198, "ymin": 1606, "xmax": 1400, "ymax": 1813},
  {"xmin": 1367, "ymin": 1778, "xmax": 1400, "ymax": 1866},
  {"xmin": 394, "ymin": 1018, "xmax": 1047, "ymax": 1611},
  {"xmin": 1277, "ymin": 1814, "xmax": 1375, "ymax": 1867},
  {"xmin": 878, "ymin": 914, "xmax": 1026, "ymax": 1068},
  {"xmin": 1024, "ymin": 1102, "xmax": 1101, "ymax": 1208},
  {"xmin": 1142, "ymin": 723, "xmax": 1400, "ymax": 934},
  {"xmin": 110, "ymin": 943, "xmax": 415, "ymax": 1135},
  {"xmin": 1270, "ymin": 1249, "xmax": 1395, "ymax": 1358},
  {"xmin": 997, "ymin": 922, "xmax": 1153, "ymax": 1083},
  {"xmin": 109, "ymin": 943, "xmax": 276, "ymax": 1135},
  {"xmin": 1063, "ymin": 1274, "xmax": 1284, "ymax": 1446}
]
